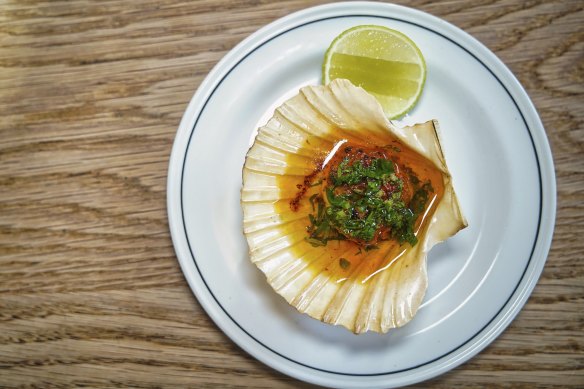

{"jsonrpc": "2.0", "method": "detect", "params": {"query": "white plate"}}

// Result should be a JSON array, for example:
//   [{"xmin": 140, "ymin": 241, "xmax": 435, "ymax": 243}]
[{"xmin": 167, "ymin": 2, "xmax": 556, "ymax": 388}]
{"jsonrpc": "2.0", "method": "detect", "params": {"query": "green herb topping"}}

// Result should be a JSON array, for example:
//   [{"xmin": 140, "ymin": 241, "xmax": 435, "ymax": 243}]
[
  {"xmin": 339, "ymin": 258, "xmax": 351, "ymax": 269},
  {"xmin": 305, "ymin": 155, "xmax": 431, "ymax": 249}
]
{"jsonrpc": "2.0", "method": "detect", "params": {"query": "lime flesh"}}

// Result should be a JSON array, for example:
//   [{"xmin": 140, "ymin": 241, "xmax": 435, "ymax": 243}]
[{"xmin": 323, "ymin": 25, "xmax": 426, "ymax": 119}]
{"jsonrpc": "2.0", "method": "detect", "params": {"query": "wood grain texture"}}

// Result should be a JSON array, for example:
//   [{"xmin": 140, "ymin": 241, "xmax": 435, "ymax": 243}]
[{"xmin": 0, "ymin": 0, "xmax": 582, "ymax": 387}]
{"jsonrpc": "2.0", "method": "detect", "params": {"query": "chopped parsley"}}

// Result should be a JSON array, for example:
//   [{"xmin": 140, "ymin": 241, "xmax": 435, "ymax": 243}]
[
  {"xmin": 305, "ymin": 155, "xmax": 431, "ymax": 249},
  {"xmin": 339, "ymin": 258, "xmax": 350, "ymax": 269}
]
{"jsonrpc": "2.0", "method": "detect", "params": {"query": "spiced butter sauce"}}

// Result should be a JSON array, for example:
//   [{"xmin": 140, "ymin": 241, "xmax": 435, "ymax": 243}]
[{"xmin": 275, "ymin": 128, "xmax": 444, "ymax": 284}]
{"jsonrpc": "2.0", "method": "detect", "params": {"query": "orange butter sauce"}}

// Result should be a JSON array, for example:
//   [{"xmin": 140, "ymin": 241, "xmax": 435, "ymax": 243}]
[{"xmin": 275, "ymin": 127, "xmax": 444, "ymax": 284}]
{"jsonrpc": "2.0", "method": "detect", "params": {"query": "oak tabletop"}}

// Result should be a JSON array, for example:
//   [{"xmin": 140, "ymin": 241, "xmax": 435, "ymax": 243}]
[{"xmin": 1, "ymin": 0, "xmax": 582, "ymax": 387}]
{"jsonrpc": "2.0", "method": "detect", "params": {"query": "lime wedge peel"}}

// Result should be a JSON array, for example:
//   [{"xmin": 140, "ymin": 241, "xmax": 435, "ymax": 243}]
[{"xmin": 323, "ymin": 25, "xmax": 427, "ymax": 119}]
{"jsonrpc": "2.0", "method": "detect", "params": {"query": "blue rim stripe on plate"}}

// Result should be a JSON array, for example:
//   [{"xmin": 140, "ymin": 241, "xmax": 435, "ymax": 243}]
[{"xmin": 179, "ymin": 14, "xmax": 543, "ymax": 377}]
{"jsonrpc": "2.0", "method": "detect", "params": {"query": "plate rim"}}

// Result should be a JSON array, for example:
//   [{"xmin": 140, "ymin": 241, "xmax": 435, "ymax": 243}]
[{"xmin": 167, "ymin": 2, "xmax": 556, "ymax": 387}]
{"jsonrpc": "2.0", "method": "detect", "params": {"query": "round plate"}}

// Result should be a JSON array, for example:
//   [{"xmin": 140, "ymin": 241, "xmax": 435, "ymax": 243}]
[{"xmin": 167, "ymin": 2, "xmax": 556, "ymax": 388}]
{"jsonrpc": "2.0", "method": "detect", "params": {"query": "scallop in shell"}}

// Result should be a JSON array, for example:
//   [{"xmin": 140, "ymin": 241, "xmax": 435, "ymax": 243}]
[{"xmin": 241, "ymin": 79, "xmax": 467, "ymax": 334}]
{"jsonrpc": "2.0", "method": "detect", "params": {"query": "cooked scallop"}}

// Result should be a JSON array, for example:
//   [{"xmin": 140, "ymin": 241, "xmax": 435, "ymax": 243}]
[{"xmin": 241, "ymin": 79, "xmax": 467, "ymax": 334}]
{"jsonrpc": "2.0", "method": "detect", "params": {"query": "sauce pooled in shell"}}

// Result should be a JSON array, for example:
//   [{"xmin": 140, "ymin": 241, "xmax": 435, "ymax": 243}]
[{"xmin": 276, "ymin": 128, "xmax": 444, "ymax": 284}]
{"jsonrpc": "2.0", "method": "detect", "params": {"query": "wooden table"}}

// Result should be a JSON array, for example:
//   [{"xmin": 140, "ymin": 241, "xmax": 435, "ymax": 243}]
[{"xmin": 1, "ymin": 1, "xmax": 582, "ymax": 387}]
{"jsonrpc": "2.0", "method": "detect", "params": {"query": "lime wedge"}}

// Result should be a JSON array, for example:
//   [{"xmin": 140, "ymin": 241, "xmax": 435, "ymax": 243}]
[{"xmin": 323, "ymin": 25, "xmax": 426, "ymax": 119}]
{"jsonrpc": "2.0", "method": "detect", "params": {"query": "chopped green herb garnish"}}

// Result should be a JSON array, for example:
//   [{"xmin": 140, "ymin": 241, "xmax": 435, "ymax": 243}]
[
  {"xmin": 332, "ymin": 157, "xmax": 394, "ymax": 186},
  {"xmin": 305, "ymin": 154, "xmax": 431, "ymax": 248},
  {"xmin": 305, "ymin": 237, "xmax": 327, "ymax": 247},
  {"xmin": 339, "ymin": 258, "xmax": 350, "ymax": 269},
  {"xmin": 308, "ymin": 193, "xmax": 319, "ymax": 211},
  {"xmin": 305, "ymin": 194, "xmax": 347, "ymax": 246},
  {"xmin": 326, "ymin": 157, "xmax": 419, "ymax": 244},
  {"xmin": 310, "ymin": 179, "xmax": 323, "ymax": 187}
]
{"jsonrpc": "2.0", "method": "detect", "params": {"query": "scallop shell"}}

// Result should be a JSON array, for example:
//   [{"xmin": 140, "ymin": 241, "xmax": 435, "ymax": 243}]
[{"xmin": 241, "ymin": 79, "xmax": 467, "ymax": 334}]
